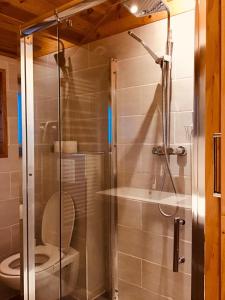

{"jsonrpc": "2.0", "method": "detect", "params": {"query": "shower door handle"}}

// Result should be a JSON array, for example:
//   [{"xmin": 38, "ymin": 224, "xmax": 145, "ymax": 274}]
[
  {"xmin": 173, "ymin": 217, "xmax": 185, "ymax": 272},
  {"xmin": 213, "ymin": 133, "xmax": 221, "ymax": 198}
]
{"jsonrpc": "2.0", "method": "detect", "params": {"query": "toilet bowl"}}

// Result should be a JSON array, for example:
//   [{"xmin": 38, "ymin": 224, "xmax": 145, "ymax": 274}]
[{"xmin": 0, "ymin": 192, "xmax": 79, "ymax": 298}]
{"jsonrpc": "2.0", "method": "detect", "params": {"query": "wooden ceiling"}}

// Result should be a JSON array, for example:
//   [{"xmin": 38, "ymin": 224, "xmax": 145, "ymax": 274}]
[{"xmin": 0, "ymin": 0, "xmax": 195, "ymax": 58}]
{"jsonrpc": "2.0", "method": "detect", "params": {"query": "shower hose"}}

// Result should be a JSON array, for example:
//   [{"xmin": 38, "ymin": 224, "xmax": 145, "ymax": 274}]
[{"xmin": 158, "ymin": 58, "xmax": 179, "ymax": 218}]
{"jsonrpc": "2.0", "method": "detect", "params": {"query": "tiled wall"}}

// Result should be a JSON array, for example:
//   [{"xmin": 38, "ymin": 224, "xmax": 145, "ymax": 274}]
[
  {"xmin": 115, "ymin": 10, "xmax": 194, "ymax": 300},
  {"xmin": 88, "ymin": 11, "xmax": 194, "ymax": 195},
  {"xmin": 117, "ymin": 199, "xmax": 192, "ymax": 300},
  {"xmin": 33, "ymin": 7, "xmax": 194, "ymax": 300},
  {"xmin": 89, "ymin": 9, "xmax": 195, "ymax": 300},
  {"xmin": 0, "ymin": 55, "xmax": 21, "ymax": 298},
  {"xmin": 116, "ymin": 12, "xmax": 194, "ymax": 194}
]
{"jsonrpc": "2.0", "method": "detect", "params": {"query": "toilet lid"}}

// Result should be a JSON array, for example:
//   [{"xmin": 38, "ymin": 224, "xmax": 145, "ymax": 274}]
[
  {"xmin": 42, "ymin": 192, "xmax": 75, "ymax": 250},
  {"xmin": 0, "ymin": 245, "xmax": 63, "ymax": 276}
]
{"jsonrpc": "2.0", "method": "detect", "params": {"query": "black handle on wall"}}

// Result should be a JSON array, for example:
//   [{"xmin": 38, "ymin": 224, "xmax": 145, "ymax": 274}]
[{"xmin": 213, "ymin": 133, "xmax": 221, "ymax": 198}]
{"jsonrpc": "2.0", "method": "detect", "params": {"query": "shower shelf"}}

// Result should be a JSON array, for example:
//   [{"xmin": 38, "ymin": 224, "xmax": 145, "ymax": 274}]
[{"xmin": 98, "ymin": 187, "xmax": 192, "ymax": 209}]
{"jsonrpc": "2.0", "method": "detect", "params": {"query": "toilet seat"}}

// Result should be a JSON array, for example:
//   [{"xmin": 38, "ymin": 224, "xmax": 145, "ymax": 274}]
[
  {"xmin": 0, "ymin": 245, "xmax": 63, "ymax": 277},
  {"xmin": 0, "ymin": 192, "xmax": 78, "ymax": 295}
]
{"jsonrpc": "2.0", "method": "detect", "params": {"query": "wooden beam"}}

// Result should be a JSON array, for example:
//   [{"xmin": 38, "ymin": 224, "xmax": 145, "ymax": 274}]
[{"xmin": 0, "ymin": 12, "xmax": 22, "ymax": 33}]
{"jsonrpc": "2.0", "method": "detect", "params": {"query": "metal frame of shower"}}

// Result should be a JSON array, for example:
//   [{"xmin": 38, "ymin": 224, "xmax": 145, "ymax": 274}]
[{"xmin": 20, "ymin": 0, "xmax": 206, "ymax": 299}]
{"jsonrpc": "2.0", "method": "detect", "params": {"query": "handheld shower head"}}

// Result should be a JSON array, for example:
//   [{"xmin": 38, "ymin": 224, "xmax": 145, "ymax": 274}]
[
  {"xmin": 123, "ymin": 0, "xmax": 169, "ymax": 17},
  {"xmin": 128, "ymin": 31, "xmax": 161, "ymax": 64}
]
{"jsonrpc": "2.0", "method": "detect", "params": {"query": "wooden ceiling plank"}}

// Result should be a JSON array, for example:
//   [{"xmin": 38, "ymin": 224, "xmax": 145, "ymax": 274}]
[
  {"xmin": 21, "ymin": 0, "xmax": 90, "ymax": 30},
  {"xmin": 4, "ymin": 0, "xmax": 57, "ymax": 16},
  {"xmin": 0, "ymin": 2, "xmax": 35, "ymax": 22},
  {"xmin": 0, "ymin": 13, "xmax": 22, "ymax": 32}
]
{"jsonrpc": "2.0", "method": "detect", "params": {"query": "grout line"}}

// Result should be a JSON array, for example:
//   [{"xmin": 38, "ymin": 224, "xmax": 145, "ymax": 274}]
[
  {"xmin": 118, "ymin": 251, "xmax": 191, "ymax": 277},
  {"xmin": 117, "ymin": 224, "xmax": 192, "ymax": 241},
  {"xmin": 119, "ymin": 278, "xmax": 171, "ymax": 299}
]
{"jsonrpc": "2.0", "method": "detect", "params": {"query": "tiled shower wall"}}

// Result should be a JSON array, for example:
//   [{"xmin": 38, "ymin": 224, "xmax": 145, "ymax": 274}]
[
  {"xmin": 33, "ymin": 7, "xmax": 194, "ymax": 300},
  {"xmin": 0, "ymin": 55, "xmax": 21, "ymax": 298},
  {"xmin": 115, "ymin": 12, "xmax": 194, "ymax": 194},
  {"xmin": 90, "ymin": 8, "xmax": 195, "ymax": 300},
  {"xmin": 89, "ymin": 10, "xmax": 194, "ymax": 194}
]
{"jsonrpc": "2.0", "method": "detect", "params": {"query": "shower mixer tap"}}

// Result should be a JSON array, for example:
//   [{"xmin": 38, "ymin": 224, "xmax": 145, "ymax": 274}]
[{"xmin": 152, "ymin": 145, "xmax": 187, "ymax": 156}]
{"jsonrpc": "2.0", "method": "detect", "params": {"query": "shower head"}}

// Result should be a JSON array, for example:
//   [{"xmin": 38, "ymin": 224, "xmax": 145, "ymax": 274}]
[
  {"xmin": 128, "ymin": 31, "xmax": 161, "ymax": 64},
  {"xmin": 123, "ymin": 0, "xmax": 169, "ymax": 17},
  {"xmin": 54, "ymin": 39, "xmax": 67, "ymax": 74}
]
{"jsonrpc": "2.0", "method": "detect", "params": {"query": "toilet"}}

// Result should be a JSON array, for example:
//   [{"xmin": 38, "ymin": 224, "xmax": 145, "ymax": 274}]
[{"xmin": 0, "ymin": 192, "xmax": 79, "ymax": 298}]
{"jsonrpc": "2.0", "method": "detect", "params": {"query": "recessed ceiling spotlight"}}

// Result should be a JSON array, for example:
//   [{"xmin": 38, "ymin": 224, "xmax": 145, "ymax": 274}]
[{"xmin": 130, "ymin": 4, "xmax": 139, "ymax": 14}]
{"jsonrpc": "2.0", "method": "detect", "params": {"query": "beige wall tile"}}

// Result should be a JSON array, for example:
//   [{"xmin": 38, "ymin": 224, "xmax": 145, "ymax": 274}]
[
  {"xmin": 8, "ymin": 117, "xmax": 18, "ymax": 145},
  {"xmin": 117, "ymin": 172, "xmax": 153, "ymax": 189},
  {"xmin": 0, "ymin": 199, "xmax": 20, "ymax": 228},
  {"xmin": 117, "ymin": 87, "xmax": 143, "ymax": 116},
  {"xmin": 73, "ymin": 65, "xmax": 110, "ymax": 95},
  {"xmin": 118, "ymin": 280, "xmax": 170, "ymax": 300},
  {"xmin": 34, "ymin": 76, "xmax": 58, "ymax": 99},
  {"xmin": 174, "ymin": 112, "xmax": 193, "ymax": 144},
  {"xmin": 118, "ymin": 225, "xmax": 191, "ymax": 274},
  {"xmin": 8, "ymin": 63, "xmax": 19, "ymax": 91},
  {"xmin": 117, "ymin": 84, "xmax": 161, "ymax": 117},
  {"xmin": 117, "ymin": 144, "xmax": 142, "ymax": 174},
  {"xmin": 34, "ymin": 59, "xmax": 57, "ymax": 81},
  {"xmin": 118, "ymin": 198, "xmax": 141, "ymax": 229},
  {"xmin": 118, "ymin": 253, "xmax": 141, "ymax": 286},
  {"xmin": 140, "ymin": 145, "xmax": 162, "ymax": 174},
  {"xmin": 118, "ymin": 55, "xmax": 161, "ymax": 89},
  {"xmin": 118, "ymin": 114, "xmax": 162, "ymax": 144},
  {"xmin": 0, "ymin": 145, "xmax": 21, "ymax": 172},
  {"xmin": 0, "ymin": 172, "xmax": 10, "ymax": 201},
  {"xmin": 66, "ymin": 45, "xmax": 89, "ymax": 71},
  {"xmin": 171, "ymin": 78, "xmax": 194, "ymax": 112},
  {"xmin": 7, "ymin": 91, "xmax": 18, "ymax": 118},
  {"xmin": 142, "ymin": 260, "xmax": 191, "ymax": 300},
  {"xmin": 10, "ymin": 171, "xmax": 22, "ymax": 199}
]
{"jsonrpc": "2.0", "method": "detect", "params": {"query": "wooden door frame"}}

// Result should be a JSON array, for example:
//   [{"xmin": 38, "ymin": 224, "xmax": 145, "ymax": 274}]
[
  {"xmin": 205, "ymin": 0, "xmax": 221, "ymax": 300},
  {"xmin": 221, "ymin": 0, "xmax": 225, "ymax": 299}
]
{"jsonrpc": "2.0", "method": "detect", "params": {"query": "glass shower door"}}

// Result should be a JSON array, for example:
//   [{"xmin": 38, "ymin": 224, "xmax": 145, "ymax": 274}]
[
  {"xmin": 21, "ymin": 1, "xmax": 199, "ymax": 300},
  {"xmin": 58, "ymin": 18, "xmax": 113, "ymax": 300}
]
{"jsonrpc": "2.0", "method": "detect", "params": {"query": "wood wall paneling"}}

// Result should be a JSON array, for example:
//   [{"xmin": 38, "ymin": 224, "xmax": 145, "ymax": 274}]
[
  {"xmin": 221, "ymin": 0, "xmax": 225, "ymax": 298},
  {"xmin": 205, "ymin": 0, "xmax": 221, "ymax": 300}
]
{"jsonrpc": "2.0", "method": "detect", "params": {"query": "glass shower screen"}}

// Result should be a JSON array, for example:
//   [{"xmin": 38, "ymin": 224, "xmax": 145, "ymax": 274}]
[{"xmin": 21, "ymin": 1, "xmax": 196, "ymax": 299}]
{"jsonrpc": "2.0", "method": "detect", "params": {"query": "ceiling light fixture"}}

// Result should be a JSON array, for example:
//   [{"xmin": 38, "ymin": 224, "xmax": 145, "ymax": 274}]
[{"xmin": 130, "ymin": 4, "xmax": 139, "ymax": 14}]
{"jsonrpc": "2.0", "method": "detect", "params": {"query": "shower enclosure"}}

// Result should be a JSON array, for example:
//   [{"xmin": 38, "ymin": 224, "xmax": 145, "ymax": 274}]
[{"xmin": 20, "ymin": 0, "xmax": 204, "ymax": 299}]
